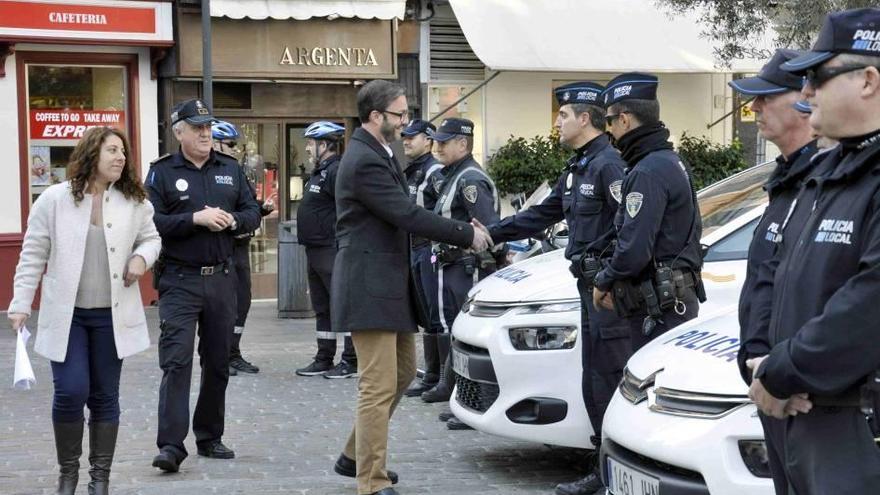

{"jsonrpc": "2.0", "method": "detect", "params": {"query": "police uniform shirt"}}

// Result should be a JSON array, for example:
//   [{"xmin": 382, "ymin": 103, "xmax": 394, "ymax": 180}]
[
  {"xmin": 736, "ymin": 141, "xmax": 818, "ymax": 381},
  {"xmin": 754, "ymin": 132, "xmax": 880, "ymax": 399},
  {"xmin": 296, "ymin": 154, "xmax": 341, "ymax": 247},
  {"xmin": 594, "ymin": 127, "xmax": 702, "ymax": 291},
  {"xmin": 489, "ymin": 134, "xmax": 625, "ymax": 260},
  {"xmin": 404, "ymin": 152, "xmax": 443, "ymax": 209},
  {"xmin": 147, "ymin": 150, "xmax": 261, "ymax": 266},
  {"xmin": 424, "ymin": 154, "xmax": 500, "ymax": 226}
]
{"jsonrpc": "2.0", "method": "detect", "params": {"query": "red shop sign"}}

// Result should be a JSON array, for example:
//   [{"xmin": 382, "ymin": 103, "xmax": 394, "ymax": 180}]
[
  {"xmin": 0, "ymin": 1, "xmax": 156, "ymax": 34},
  {"xmin": 30, "ymin": 109, "xmax": 126, "ymax": 139}
]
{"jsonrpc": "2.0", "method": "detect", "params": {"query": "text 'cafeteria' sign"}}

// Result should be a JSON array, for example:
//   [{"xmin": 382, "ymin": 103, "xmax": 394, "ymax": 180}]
[
  {"xmin": 30, "ymin": 110, "xmax": 126, "ymax": 139},
  {"xmin": 0, "ymin": 1, "xmax": 156, "ymax": 33}
]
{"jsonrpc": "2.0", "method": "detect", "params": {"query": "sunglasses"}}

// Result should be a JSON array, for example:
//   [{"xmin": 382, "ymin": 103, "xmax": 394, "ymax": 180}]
[
  {"xmin": 605, "ymin": 112, "xmax": 629, "ymax": 127},
  {"xmin": 804, "ymin": 64, "xmax": 874, "ymax": 89}
]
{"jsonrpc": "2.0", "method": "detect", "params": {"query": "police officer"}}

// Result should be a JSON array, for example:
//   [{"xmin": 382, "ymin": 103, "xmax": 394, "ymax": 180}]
[
  {"xmin": 487, "ymin": 82, "xmax": 628, "ymax": 495},
  {"xmin": 212, "ymin": 120, "xmax": 274, "ymax": 376},
  {"xmin": 727, "ymin": 50, "xmax": 819, "ymax": 495},
  {"xmin": 593, "ymin": 73, "xmax": 704, "ymax": 351},
  {"xmin": 148, "ymin": 99, "xmax": 261, "ymax": 472},
  {"xmin": 421, "ymin": 118, "xmax": 501, "ymax": 427},
  {"xmin": 746, "ymin": 8, "xmax": 880, "ymax": 494},
  {"xmin": 400, "ymin": 119, "xmax": 447, "ymax": 397},
  {"xmin": 294, "ymin": 121, "xmax": 358, "ymax": 379}
]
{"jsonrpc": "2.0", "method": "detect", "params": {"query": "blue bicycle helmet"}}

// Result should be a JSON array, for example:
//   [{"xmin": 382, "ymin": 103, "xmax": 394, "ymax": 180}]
[
  {"xmin": 212, "ymin": 120, "xmax": 240, "ymax": 141},
  {"xmin": 304, "ymin": 121, "xmax": 345, "ymax": 141}
]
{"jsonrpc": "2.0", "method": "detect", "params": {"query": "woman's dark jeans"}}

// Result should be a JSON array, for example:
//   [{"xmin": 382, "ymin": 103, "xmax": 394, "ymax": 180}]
[{"xmin": 51, "ymin": 307, "xmax": 123, "ymax": 424}]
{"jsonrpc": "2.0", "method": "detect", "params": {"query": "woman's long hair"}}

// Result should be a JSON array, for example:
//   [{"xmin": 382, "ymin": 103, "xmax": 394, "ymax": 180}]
[{"xmin": 67, "ymin": 126, "xmax": 147, "ymax": 204}]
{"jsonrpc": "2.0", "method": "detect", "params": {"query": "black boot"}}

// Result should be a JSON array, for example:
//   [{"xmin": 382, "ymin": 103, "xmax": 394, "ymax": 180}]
[
  {"xmin": 88, "ymin": 422, "xmax": 118, "ymax": 495},
  {"xmin": 421, "ymin": 336, "xmax": 454, "ymax": 403},
  {"xmin": 405, "ymin": 333, "xmax": 440, "ymax": 397},
  {"xmin": 53, "ymin": 420, "xmax": 84, "ymax": 495}
]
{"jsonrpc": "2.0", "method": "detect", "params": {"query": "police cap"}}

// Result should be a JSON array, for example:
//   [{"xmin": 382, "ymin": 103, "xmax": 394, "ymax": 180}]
[
  {"xmin": 729, "ymin": 49, "xmax": 805, "ymax": 95},
  {"xmin": 429, "ymin": 118, "xmax": 474, "ymax": 142},
  {"xmin": 401, "ymin": 119, "xmax": 436, "ymax": 137},
  {"xmin": 781, "ymin": 8, "xmax": 880, "ymax": 73},
  {"xmin": 555, "ymin": 82, "xmax": 605, "ymax": 107},
  {"xmin": 793, "ymin": 100, "xmax": 812, "ymax": 113},
  {"xmin": 171, "ymin": 98, "xmax": 214, "ymax": 126},
  {"xmin": 603, "ymin": 73, "xmax": 658, "ymax": 106}
]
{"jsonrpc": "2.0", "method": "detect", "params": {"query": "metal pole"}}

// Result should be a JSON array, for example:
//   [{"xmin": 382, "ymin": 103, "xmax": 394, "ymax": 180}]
[
  {"xmin": 706, "ymin": 96, "xmax": 751, "ymax": 130},
  {"xmin": 201, "ymin": 0, "xmax": 213, "ymax": 108},
  {"xmin": 429, "ymin": 71, "xmax": 502, "ymax": 123}
]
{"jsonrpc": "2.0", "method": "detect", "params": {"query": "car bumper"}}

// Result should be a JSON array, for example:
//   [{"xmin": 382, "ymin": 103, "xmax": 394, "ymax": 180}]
[
  {"xmin": 450, "ymin": 308, "xmax": 594, "ymax": 449},
  {"xmin": 601, "ymin": 391, "xmax": 773, "ymax": 495}
]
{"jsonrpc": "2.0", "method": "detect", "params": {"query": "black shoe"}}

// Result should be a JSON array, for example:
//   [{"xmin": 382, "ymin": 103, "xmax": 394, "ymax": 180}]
[
  {"xmin": 370, "ymin": 489, "xmax": 400, "ymax": 495},
  {"xmin": 87, "ymin": 422, "xmax": 118, "ymax": 495},
  {"xmin": 151, "ymin": 451, "xmax": 180, "ymax": 473},
  {"xmin": 334, "ymin": 453, "xmax": 399, "ymax": 484},
  {"xmin": 196, "ymin": 441, "xmax": 235, "ymax": 459},
  {"xmin": 323, "ymin": 361, "xmax": 357, "ymax": 379},
  {"xmin": 53, "ymin": 420, "xmax": 84, "ymax": 494},
  {"xmin": 446, "ymin": 416, "xmax": 473, "ymax": 430},
  {"xmin": 229, "ymin": 366, "xmax": 238, "ymax": 376},
  {"xmin": 404, "ymin": 379, "xmax": 438, "ymax": 397},
  {"xmin": 555, "ymin": 473, "xmax": 605, "ymax": 495},
  {"xmin": 420, "ymin": 382, "xmax": 452, "ymax": 403},
  {"xmin": 296, "ymin": 360, "xmax": 333, "ymax": 376},
  {"xmin": 230, "ymin": 356, "xmax": 260, "ymax": 374},
  {"xmin": 438, "ymin": 409, "xmax": 455, "ymax": 422}
]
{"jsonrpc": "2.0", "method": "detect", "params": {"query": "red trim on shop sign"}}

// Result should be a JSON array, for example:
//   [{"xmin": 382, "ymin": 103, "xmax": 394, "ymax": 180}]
[
  {"xmin": 0, "ymin": 1, "xmax": 156, "ymax": 34},
  {"xmin": 30, "ymin": 110, "xmax": 126, "ymax": 139}
]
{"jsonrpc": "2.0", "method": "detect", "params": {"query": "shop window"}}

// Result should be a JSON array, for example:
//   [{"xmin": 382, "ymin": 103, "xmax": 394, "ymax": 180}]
[
  {"xmin": 26, "ymin": 64, "xmax": 128, "ymax": 204},
  {"xmin": 214, "ymin": 82, "xmax": 252, "ymax": 110}
]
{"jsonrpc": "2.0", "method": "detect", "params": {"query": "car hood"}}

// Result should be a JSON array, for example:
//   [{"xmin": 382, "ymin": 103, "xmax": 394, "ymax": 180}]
[
  {"xmin": 625, "ymin": 305, "xmax": 748, "ymax": 396},
  {"xmin": 470, "ymin": 250, "xmax": 578, "ymax": 304}
]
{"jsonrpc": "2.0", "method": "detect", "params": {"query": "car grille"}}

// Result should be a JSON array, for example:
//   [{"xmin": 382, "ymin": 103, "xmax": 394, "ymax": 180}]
[
  {"xmin": 609, "ymin": 440, "xmax": 706, "ymax": 483},
  {"xmin": 650, "ymin": 387, "xmax": 749, "ymax": 419},
  {"xmin": 455, "ymin": 376, "xmax": 500, "ymax": 413}
]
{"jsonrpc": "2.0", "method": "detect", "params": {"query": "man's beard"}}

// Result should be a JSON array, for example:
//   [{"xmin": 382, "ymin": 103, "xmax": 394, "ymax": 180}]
[{"xmin": 380, "ymin": 118, "xmax": 398, "ymax": 143}]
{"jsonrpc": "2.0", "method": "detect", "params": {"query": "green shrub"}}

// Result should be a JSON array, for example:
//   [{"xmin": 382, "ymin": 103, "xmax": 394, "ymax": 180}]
[
  {"xmin": 487, "ymin": 133, "xmax": 569, "ymax": 196},
  {"xmin": 677, "ymin": 133, "xmax": 749, "ymax": 190}
]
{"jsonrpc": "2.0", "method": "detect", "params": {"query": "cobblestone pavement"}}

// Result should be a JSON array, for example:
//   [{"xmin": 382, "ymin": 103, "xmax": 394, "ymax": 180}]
[{"xmin": 0, "ymin": 302, "xmax": 587, "ymax": 494}]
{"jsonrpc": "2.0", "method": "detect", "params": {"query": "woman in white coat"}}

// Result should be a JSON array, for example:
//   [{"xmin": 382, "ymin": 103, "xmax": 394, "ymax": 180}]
[{"xmin": 7, "ymin": 126, "xmax": 161, "ymax": 495}]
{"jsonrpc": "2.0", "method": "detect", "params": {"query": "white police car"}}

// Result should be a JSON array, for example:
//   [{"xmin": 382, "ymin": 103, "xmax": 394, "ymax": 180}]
[{"xmin": 450, "ymin": 161, "xmax": 773, "ymax": 475}]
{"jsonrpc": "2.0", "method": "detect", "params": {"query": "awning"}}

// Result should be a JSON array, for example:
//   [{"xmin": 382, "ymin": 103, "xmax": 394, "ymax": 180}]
[
  {"xmin": 211, "ymin": 0, "xmax": 406, "ymax": 21},
  {"xmin": 449, "ymin": 0, "xmax": 769, "ymax": 73}
]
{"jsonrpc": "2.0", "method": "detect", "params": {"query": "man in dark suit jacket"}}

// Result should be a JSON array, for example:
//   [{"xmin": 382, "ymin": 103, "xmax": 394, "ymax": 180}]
[{"xmin": 329, "ymin": 80, "xmax": 492, "ymax": 495}]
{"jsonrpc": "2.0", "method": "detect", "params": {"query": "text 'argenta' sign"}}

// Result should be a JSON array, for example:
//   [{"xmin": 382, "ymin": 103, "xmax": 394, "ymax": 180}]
[
  {"xmin": 179, "ymin": 14, "xmax": 396, "ymax": 79},
  {"xmin": 279, "ymin": 47, "xmax": 380, "ymax": 67}
]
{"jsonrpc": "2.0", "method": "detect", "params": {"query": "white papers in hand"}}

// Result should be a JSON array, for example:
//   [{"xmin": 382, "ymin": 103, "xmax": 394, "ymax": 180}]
[{"xmin": 13, "ymin": 326, "xmax": 35, "ymax": 390}]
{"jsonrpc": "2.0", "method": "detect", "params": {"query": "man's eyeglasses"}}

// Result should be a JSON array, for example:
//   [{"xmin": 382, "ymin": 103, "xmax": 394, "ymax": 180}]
[
  {"xmin": 804, "ymin": 64, "xmax": 876, "ymax": 89},
  {"xmin": 382, "ymin": 109, "xmax": 409, "ymax": 120},
  {"xmin": 605, "ymin": 112, "xmax": 628, "ymax": 127}
]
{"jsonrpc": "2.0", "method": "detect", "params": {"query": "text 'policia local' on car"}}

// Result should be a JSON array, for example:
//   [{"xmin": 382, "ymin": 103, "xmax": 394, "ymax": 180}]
[{"xmin": 450, "ymin": 161, "xmax": 776, "ymax": 495}]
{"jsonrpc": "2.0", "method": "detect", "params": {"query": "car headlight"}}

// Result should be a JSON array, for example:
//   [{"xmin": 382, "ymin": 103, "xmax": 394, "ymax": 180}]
[
  {"xmin": 508, "ymin": 326, "xmax": 577, "ymax": 350},
  {"xmin": 513, "ymin": 300, "xmax": 581, "ymax": 314},
  {"xmin": 738, "ymin": 440, "xmax": 771, "ymax": 478}
]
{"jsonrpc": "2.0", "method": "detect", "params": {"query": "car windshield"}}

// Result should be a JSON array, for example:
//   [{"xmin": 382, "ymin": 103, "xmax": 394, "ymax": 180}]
[{"xmin": 697, "ymin": 161, "xmax": 774, "ymax": 237}]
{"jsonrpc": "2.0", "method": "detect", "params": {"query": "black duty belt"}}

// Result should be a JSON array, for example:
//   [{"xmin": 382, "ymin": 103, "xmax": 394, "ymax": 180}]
[
  {"xmin": 812, "ymin": 389, "xmax": 862, "ymax": 408},
  {"xmin": 336, "ymin": 237, "xmax": 351, "ymax": 249},
  {"xmin": 166, "ymin": 260, "xmax": 229, "ymax": 276}
]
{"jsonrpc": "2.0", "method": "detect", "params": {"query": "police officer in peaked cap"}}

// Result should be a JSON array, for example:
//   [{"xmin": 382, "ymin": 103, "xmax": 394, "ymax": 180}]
[
  {"xmin": 592, "ymin": 73, "xmax": 705, "ymax": 354},
  {"xmin": 147, "ymin": 98, "xmax": 261, "ymax": 472},
  {"xmin": 420, "ymin": 118, "xmax": 502, "ymax": 429},
  {"xmin": 487, "ymin": 81, "xmax": 630, "ymax": 495},
  {"xmin": 728, "ymin": 49, "xmax": 820, "ymax": 495},
  {"xmin": 399, "ymin": 119, "xmax": 448, "ymax": 398},
  {"xmin": 746, "ymin": 8, "xmax": 880, "ymax": 494}
]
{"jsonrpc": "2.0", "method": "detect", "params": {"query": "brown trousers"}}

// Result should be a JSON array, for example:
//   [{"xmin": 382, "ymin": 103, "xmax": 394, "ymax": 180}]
[{"xmin": 343, "ymin": 330, "xmax": 416, "ymax": 494}]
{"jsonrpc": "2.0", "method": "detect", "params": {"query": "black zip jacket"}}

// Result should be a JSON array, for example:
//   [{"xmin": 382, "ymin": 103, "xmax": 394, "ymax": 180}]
[{"xmin": 297, "ymin": 154, "xmax": 340, "ymax": 247}]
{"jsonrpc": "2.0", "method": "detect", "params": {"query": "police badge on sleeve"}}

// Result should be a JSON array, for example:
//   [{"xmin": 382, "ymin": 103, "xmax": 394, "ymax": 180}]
[
  {"xmin": 463, "ymin": 185, "xmax": 478, "ymax": 203},
  {"xmin": 626, "ymin": 192, "xmax": 643, "ymax": 218},
  {"xmin": 609, "ymin": 180, "xmax": 623, "ymax": 203}
]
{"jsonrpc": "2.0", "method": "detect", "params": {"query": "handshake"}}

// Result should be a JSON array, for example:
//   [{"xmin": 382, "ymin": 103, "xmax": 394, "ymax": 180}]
[{"xmin": 470, "ymin": 218, "xmax": 494, "ymax": 252}]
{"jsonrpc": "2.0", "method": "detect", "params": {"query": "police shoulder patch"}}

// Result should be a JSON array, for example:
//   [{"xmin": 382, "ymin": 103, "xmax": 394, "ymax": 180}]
[
  {"xmin": 150, "ymin": 153, "xmax": 172, "ymax": 165},
  {"xmin": 609, "ymin": 180, "xmax": 623, "ymax": 203},
  {"xmin": 463, "ymin": 184, "xmax": 478, "ymax": 203},
  {"xmin": 626, "ymin": 192, "xmax": 644, "ymax": 218},
  {"xmin": 565, "ymin": 172, "xmax": 573, "ymax": 190}
]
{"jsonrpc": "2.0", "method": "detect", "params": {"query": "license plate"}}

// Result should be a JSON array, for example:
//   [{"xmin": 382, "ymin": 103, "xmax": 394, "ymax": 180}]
[
  {"xmin": 607, "ymin": 457, "xmax": 660, "ymax": 495},
  {"xmin": 451, "ymin": 348, "xmax": 470, "ymax": 380}
]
